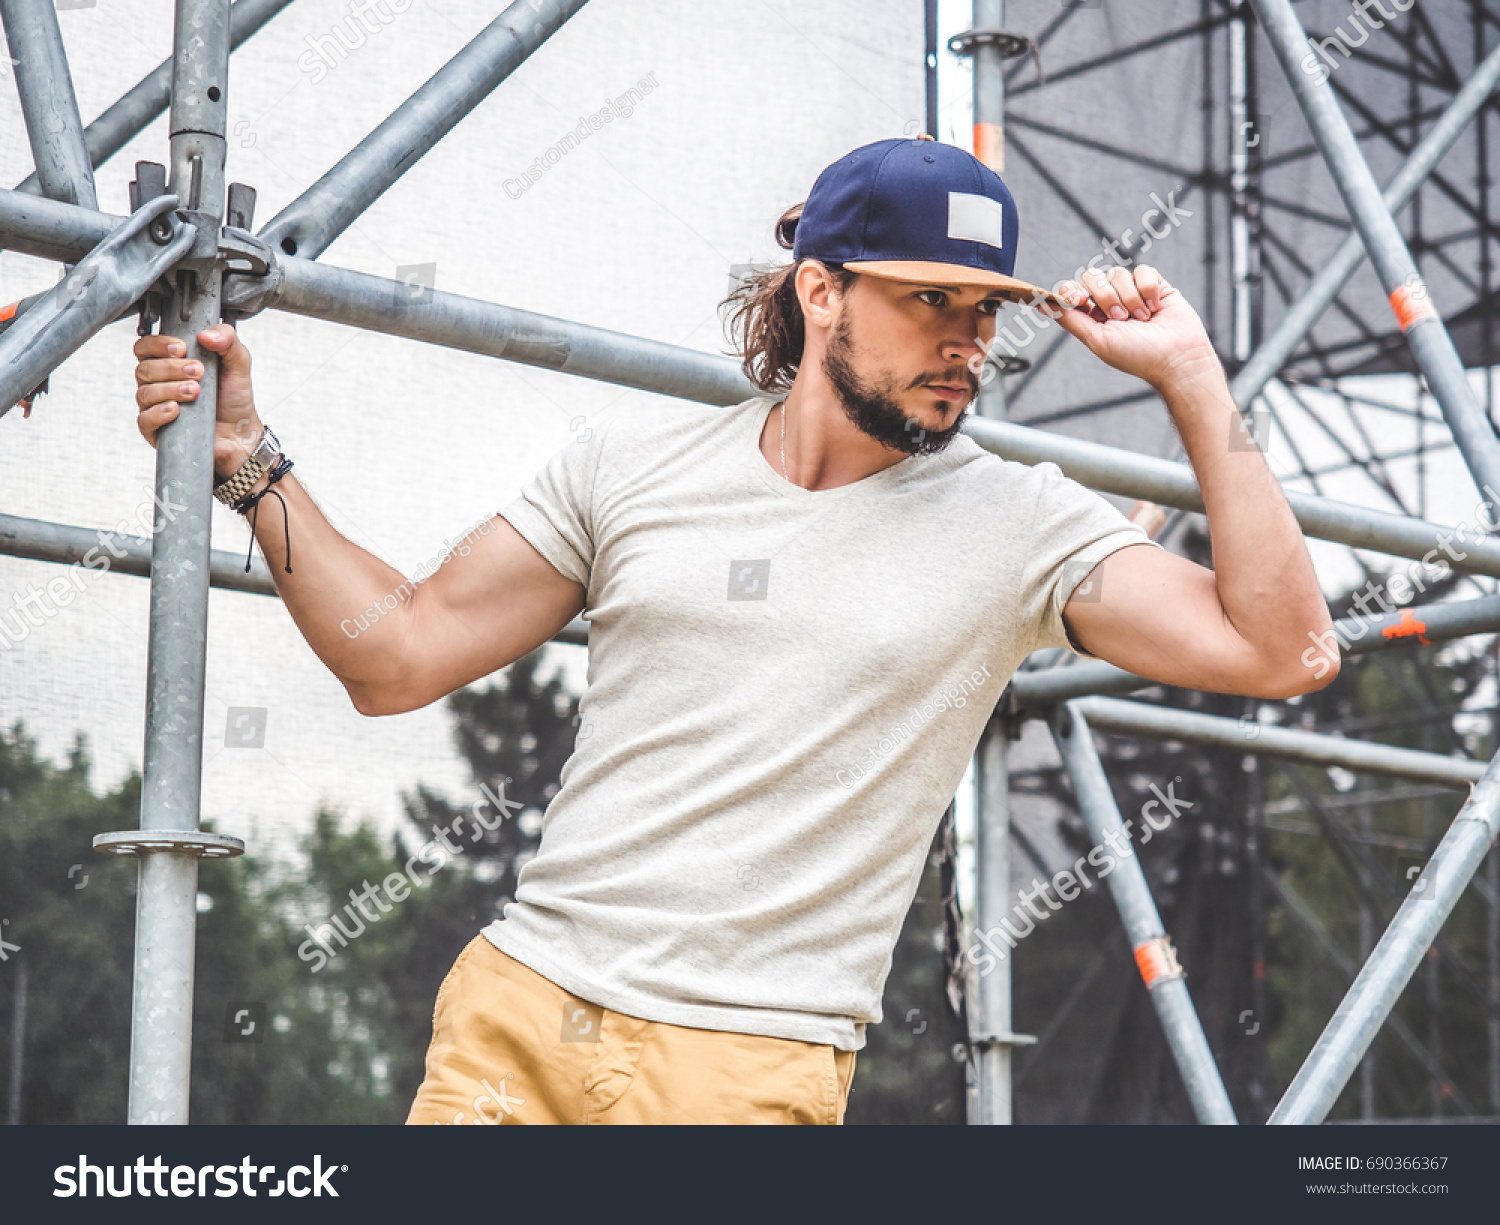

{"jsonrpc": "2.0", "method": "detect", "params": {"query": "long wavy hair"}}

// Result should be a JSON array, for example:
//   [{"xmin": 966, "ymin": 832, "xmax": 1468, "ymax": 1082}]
[{"xmin": 719, "ymin": 202, "xmax": 859, "ymax": 394}]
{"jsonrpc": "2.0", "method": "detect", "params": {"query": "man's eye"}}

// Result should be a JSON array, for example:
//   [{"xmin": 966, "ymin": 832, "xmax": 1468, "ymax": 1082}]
[
  {"xmin": 978, "ymin": 299, "xmax": 1001, "ymax": 316},
  {"xmin": 917, "ymin": 290, "xmax": 945, "ymax": 306}
]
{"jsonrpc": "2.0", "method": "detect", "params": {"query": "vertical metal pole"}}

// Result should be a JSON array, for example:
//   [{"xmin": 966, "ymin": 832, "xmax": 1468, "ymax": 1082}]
[
  {"xmin": 964, "ymin": 0, "xmax": 1020, "ymax": 1126},
  {"xmin": 1227, "ymin": 0, "xmax": 1254, "ymax": 366},
  {"xmin": 1489, "ymin": 842, "xmax": 1499, "ymax": 1113},
  {"xmin": 128, "ymin": 0, "xmax": 230, "ymax": 1126},
  {"xmin": 970, "ymin": 713, "xmax": 1017, "ymax": 1123},
  {"xmin": 972, "ymin": 0, "xmax": 1006, "ymax": 423},
  {"xmin": 0, "ymin": 0, "xmax": 97, "ymax": 208},
  {"xmin": 924, "ymin": 0, "xmax": 938, "ymax": 139},
  {"xmin": 1250, "ymin": 0, "xmax": 1500, "ymax": 501},
  {"xmin": 1357, "ymin": 799, "xmax": 1376, "ymax": 1119},
  {"xmin": 5, "ymin": 955, "xmax": 25, "ymax": 1125},
  {"xmin": 1245, "ymin": 749, "xmax": 1271, "ymax": 1121},
  {"xmin": 1051, "ymin": 702, "xmax": 1238, "ymax": 1124}
]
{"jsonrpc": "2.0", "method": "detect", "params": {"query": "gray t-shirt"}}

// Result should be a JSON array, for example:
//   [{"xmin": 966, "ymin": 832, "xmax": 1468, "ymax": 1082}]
[{"xmin": 482, "ymin": 394, "xmax": 1158, "ymax": 1050}]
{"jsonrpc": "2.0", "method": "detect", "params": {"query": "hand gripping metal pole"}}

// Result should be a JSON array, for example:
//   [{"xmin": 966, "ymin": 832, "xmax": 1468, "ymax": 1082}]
[
  {"xmin": 1051, "ymin": 701, "xmax": 1238, "ymax": 1124},
  {"xmin": 1251, "ymin": 0, "xmax": 1500, "ymax": 502},
  {"xmin": 93, "ymin": 0, "xmax": 238, "ymax": 1127},
  {"xmin": 0, "ymin": 0, "xmax": 96, "ymax": 208},
  {"xmin": 1231, "ymin": 38, "xmax": 1500, "ymax": 412},
  {"xmin": 0, "ymin": 195, "xmax": 194, "ymax": 415},
  {"xmin": 257, "ymin": 0, "xmax": 592, "ymax": 260},
  {"xmin": 1270, "ymin": 747, "xmax": 1500, "ymax": 1124}
]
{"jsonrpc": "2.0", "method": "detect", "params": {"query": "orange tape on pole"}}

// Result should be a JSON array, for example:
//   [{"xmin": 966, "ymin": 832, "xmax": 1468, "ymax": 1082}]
[
  {"xmin": 1390, "ymin": 280, "xmax": 1438, "ymax": 332},
  {"xmin": 1133, "ymin": 935, "xmax": 1185, "ymax": 989},
  {"xmin": 973, "ymin": 122, "xmax": 1005, "ymax": 173},
  {"xmin": 0, "ymin": 301, "xmax": 18, "ymax": 323}
]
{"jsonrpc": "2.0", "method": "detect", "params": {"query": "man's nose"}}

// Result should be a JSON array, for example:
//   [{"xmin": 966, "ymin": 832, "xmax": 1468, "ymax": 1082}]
[{"xmin": 942, "ymin": 331, "xmax": 986, "ymax": 368}]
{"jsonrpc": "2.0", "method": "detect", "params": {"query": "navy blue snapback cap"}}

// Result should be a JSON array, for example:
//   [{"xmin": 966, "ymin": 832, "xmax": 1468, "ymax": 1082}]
[{"xmin": 791, "ymin": 136, "xmax": 1068, "ymax": 307}]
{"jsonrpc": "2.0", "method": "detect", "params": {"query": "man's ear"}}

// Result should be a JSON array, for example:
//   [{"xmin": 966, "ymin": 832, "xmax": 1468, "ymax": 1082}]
[{"xmin": 796, "ymin": 260, "xmax": 842, "ymax": 330}]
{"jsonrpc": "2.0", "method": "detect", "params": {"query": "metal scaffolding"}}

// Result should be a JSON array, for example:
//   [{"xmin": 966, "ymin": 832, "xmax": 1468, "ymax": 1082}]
[{"xmin": 2, "ymin": 0, "xmax": 1499, "ymax": 1124}]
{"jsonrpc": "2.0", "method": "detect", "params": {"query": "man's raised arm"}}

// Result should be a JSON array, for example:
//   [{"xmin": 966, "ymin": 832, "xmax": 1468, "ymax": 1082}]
[{"xmin": 1046, "ymin": 266, "xmax": 1337, "ymax": 699}]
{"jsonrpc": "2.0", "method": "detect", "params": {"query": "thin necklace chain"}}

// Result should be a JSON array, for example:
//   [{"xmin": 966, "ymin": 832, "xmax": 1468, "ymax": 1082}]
[{"xmin": 779, "ymin": 400, "xmax": 788, "ymax": 482}]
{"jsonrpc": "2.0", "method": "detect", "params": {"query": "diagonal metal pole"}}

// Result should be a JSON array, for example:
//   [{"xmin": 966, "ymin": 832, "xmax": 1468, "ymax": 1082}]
[
  {"xmin": 13, "ymin": 0, "xmax": 294, "ymax": 198},
  {"xmin": 1231, "ymin": 38, "xmax": 1500, "ymax": 412},
  {"xmin": 1270, "ymin": 746, "xmax": 1500, "ymax": 1124},
  {"xmin": 1050, "ymin": 701, "xmax": 1237, "ymax": 1124},
  {"xmin": 0, "ymin": 0, "xmax": 96, "ymax": 208},
  {"xmin": 257, "ymin": 0, "xmax": 591, "ymax": 260},
  {"xmin": 111, "ymin": 0, "xmax": 235, "ymax": 1127},
  {"xmin": 1068, "ymin": 695, "xmax": 1488, "ymax": 787},
  {"xmin": 1251, "ymin": 0, "xmax": 1500, "ymax": 501},
  {"xmin": 1260, "ymin": 862, "xmax": 1477, "ymax": 1117}
]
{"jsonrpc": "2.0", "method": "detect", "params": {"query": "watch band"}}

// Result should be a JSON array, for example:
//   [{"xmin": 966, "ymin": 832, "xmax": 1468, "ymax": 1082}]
[{"xmin": 214, "ymin": 425, "xmax": 281, "ymax": 506}]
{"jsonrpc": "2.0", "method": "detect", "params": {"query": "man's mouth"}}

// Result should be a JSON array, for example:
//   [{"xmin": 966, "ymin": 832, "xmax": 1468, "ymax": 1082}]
[{"xmin": 927, "ymin": 383, "xmax": 970, "ymax": 402}]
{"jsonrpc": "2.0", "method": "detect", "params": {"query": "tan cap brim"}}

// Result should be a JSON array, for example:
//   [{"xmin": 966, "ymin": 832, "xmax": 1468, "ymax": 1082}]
[{"xmin": 842, "ymin": 260, "xmax": 1076, "ymax": 309}]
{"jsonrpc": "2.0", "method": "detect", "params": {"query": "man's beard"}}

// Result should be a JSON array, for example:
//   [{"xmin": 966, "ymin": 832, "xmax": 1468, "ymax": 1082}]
[{"xmin": 821, "ymin": 314, "xmax": 973, "ymax": 456}]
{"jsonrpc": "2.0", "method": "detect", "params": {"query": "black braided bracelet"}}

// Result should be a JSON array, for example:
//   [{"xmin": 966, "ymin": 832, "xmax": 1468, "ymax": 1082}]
[{"xmin": 231, "ymin": 455, "xmax": 295, "ymax": 575}]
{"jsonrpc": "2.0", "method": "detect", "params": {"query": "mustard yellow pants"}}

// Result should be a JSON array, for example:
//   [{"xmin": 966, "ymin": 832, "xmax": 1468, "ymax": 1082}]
[{"xmin": 405, "ymin": 935, "xmax": 858, "ymax": 1125}]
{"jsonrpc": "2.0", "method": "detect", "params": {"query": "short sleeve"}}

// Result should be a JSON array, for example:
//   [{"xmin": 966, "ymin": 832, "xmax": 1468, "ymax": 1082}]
[
  {"xmin": 496, "ymin": 419, "xmax": 610, "ymax": 589},
  {"xmin": 1023, "ymin": 460, "xmax": 1162, "ymax": 659}
]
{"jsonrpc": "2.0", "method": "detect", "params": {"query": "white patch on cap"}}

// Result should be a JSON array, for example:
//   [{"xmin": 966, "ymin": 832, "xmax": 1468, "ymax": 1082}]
[{"xmin": 947, "ymin": 191, "xmax": 1005, "ymax": 250}]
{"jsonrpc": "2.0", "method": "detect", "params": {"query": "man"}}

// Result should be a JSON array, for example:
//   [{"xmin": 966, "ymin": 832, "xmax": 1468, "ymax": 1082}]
[{"xmin": 130, "ymin": 137, "xmax": 1334, "ymax": 1124}]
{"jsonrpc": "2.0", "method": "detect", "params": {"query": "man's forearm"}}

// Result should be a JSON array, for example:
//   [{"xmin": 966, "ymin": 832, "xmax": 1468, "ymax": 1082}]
[
  {"xmin": 234, "ymin": 468, "xmax": 419, "ymax": 708},
  {"xmin": 1156, "ymin": 358, "xmax": 1333, "ymax": 667}
]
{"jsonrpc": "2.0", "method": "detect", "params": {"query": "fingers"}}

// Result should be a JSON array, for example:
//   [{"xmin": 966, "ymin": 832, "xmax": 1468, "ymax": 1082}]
[
  {"xmin": 135, "ymin": 376, "xmax": 198, "ymax": 412},
  {"xmin": 134, "ymin": 356, "xmax": 204, "ymax": 388},
  {"xmin": 1133, "ymin": 264, "xmax": 1165, "ymax": 311},
  {"xmin": 133, "ymin": 333, "xmax": 187, "ymax": 361},
  {"xmin": 199, "ymin": 323, "xmax": 251, "ymax": 378},
  {"xmin": 136, "ymin": 400, "xmax": 179, "ymax": 449},
  {"xmin": 1074, "ymin": 264, "xmax": 1168, "ymax": 321}
]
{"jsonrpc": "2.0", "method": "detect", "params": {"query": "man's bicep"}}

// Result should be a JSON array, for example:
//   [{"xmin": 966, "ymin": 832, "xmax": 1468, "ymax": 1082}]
[
  {"xmin": 392, "ymin": 515, "xmax": 586, "ymax": 713},
  {"xmin": 1061, "ymin": 543, "xmax": 1262, "ymax": 690}
]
